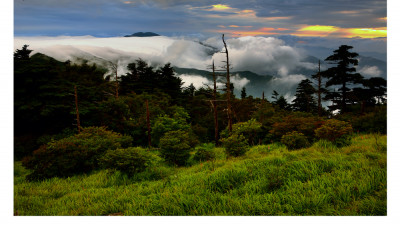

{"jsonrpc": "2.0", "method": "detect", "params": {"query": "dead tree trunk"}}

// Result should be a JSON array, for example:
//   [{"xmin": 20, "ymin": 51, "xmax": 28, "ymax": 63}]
[
  {"xmin": 222, "ymin": 34, "xmax": 233, "ymax": 133},
  {"xmin": 111, "ymin": 63, "xmax": 119, "ymax": 99},
  {"xmin": 74, "ymin": 85, "xmax": 81, "ymax": 133},
  {"xmin": 212, "ymin": 61, "xmax": 219, "ymax": 145},
  {"xmin": 146, "ymin": 99, "xmax": 151, "ymax": 148}
]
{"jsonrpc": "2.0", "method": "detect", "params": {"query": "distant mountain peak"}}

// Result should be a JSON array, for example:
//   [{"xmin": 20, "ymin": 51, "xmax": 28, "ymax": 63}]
[{"xmin": 124, "ymin": 32, "xmax": 160, "ymax": 37}]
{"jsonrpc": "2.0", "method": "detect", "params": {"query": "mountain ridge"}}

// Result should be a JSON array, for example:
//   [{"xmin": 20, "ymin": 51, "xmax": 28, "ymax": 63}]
[{"xmin": 124, "ymin": 32, "xmax": 160, "ymax": 37}]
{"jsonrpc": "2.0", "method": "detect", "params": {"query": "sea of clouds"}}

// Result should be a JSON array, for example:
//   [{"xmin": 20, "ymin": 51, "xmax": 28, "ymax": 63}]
[
  {"xmin": 15, "ymin": 35, "xmax": 384, "ymax": 101},
  {"xmin": 15, "ymin": 35, "xmax": 319, "ymax": 94}
]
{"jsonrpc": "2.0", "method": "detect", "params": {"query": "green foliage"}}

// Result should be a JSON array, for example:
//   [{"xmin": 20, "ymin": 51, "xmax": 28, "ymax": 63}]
[
  {"xmin": 220, "ymin": 134, "xmax": 249, "ymax": 157},
  {"xmin": 315, "ymin": 119, "xmax": 353, "ymax": 147},
  {"xmin": 193, "ymin": 143, "xmax": 216, "ymax": 162},
  {"xmin": 159, "ymin": 130, "xmax": 192, "ymax": 166},
  {"xmin": 151, "ymin": 106, "xmax": 191, "ymax": 146},
  {"xmin": 99, "ymin": 147, "xmax": 159, "ymax": 176},
  {"xmin": 22, "ymin": 127, "xmax": 132, "ymax": 180},
  {"xmin": 281, "ymin": 131, "xmax": 310, "ymax": 150},
  {"xmin": 231, "ymin": 119, "xmax": 262, "ymax": 145}
]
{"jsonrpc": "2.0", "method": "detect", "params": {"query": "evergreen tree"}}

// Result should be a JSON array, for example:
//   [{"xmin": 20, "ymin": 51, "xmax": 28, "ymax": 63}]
[
  {"xmin": 292, "ymin": 79, "xmax": 317, "ymax": 113},
  {"xmin": 271, "ymin": 90, "xmax": 279, "ymax": 102},
  {"xmin": 241, "ymin": 87, "xmax": 247, "ymax": 99},
  {"xmin": 276, "ymin": 96, "xmax": 290, "ymax": 111},
  {"xmin": 14, "ymin": 44, "xmax": 33, "ymax": 61},
  {"xmin": 322, "ymin": 45, "xmax": 363, "ymax": 113}
]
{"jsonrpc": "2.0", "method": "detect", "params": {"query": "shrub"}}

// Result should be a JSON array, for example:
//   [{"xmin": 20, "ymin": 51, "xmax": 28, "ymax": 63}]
[
  {"xmin": 100, "ymin": 147, "xmax": 159, "ymax": 176},
  {"xmin": 21, "ymin": 127, "xmax": 133, "ymax": 180},
  {"xmin": 352, "ymin": 110, "xmax": 387, "ymax": 134},
  {"xmin": 220, "ymin": 134, "xmax": 249, "ymax": 157},
  {"xmin": 270, "ymin": 114, "xmax": 322, "ymax": 142},
  {"xmin": 159, "ymin": 130, "xmax": 192, "ymax": 166},
  {"xmin": 151, "ymin": 106, "xmax": 192, "ymax": 146},
  {"xmin": 193, "ymin": 143, "xmax": 216, "ymax": 162},
  {"xmin": 231, "ymin": 119, "xmax": 262, "ymax": 145},
  {"xmin": 315, "ymin": 119, "xmax": 353, "ymax": 147},
  {"xmin": 281, "ymin": 131, "xmax": 310, "ymax": 150}
]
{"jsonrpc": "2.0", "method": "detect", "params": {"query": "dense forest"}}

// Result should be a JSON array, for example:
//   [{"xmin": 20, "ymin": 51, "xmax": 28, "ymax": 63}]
[{"xmin": 14, "ymin": 42, "xmax": 386, "ymax": 174}]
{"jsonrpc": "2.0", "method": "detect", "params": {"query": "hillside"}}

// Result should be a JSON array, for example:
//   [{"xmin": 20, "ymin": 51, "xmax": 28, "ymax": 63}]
[{"xmin": 14, "ymin": 134, "xmax": 386, "ymax": 216}]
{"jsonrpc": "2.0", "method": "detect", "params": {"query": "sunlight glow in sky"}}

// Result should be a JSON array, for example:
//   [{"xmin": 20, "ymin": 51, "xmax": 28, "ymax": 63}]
[{"xmin": 14, "ymin": 0, "xmax": 386, "ymax": 40}]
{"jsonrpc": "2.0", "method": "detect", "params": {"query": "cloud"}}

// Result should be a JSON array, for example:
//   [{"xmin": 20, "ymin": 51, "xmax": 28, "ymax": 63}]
[
  {"xmin": 266, "ymin": 74, "xmax": 307, "ymax": 102},
  {"xmin": 15, "ymin": 35, "xmax": 320, "ymax": 81},
  {"xmin": 177, "ymin": 74, "xmax": 212, "ymax": 89},
  {"xmin": 230, "ymin": 74, "xmax": 250, "ymax": 89},
  {"xmin": 358, "ymin": 65, "xmax": 382, "ymax": 77},
  {"xmin": 211, "ymin": 36, "xmax": 308, "ymax": 76}
]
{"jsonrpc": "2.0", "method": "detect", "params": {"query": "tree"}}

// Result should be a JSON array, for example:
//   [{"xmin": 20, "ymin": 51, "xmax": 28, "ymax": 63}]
[
  {"xmin": 222, "ymin": 34, "xmax": 233, "ymax": 133},
  {"xmin": 271, "ymin": 90, "xmax": 279, "ymax": 102},
  {"xmin": 292, "ymin": 79, "xmax": 317, "ymax": 113},
  {"xmin": 241, "ymin": 87, "xmax": 247, "ymax": 99},
  {"xmin": 311, "ymin": 60, "xmax": 328, "ymax": 116},
  {"xmin": 14, "ymin": 44, "xmax": 33, "ymax": 61},
  {"xmin": 352, "ymin": 77, "xmax": 387, "ymax": 113},
  {"xmin": 323, "ymin": 45, "xmax": 363, "ymax": 113},
  {"xmin": 276, "ymin": 96, "xmax": 290, "ymax": 111},
  {"xmin": 271, "ymin": 90, "xmax": 290, "ymax": 110}
]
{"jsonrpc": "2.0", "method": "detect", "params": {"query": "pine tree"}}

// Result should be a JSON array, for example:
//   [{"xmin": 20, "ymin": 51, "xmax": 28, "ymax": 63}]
[
  {"xmin": 292, "ymin": 79, "xmax": 317, "ymax": 113},
  {"xmin": 323, "ymin": 45, "xmax": 363, "ymax": 113},
  {"xmin": 241, "ymin": 87, "xmax": 247, "ymax": 99}
]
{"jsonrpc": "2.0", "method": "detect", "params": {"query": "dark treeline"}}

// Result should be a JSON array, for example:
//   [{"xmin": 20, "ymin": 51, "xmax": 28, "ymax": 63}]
[{"xmin": 14, "ymin": 44, "xmax": 387, "ymax": 162}]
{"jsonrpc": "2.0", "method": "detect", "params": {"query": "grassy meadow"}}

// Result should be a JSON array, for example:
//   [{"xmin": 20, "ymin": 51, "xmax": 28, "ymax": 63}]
[{"xmin": 14, "ymin": 134, "xmax": 387, "ymax": 216}]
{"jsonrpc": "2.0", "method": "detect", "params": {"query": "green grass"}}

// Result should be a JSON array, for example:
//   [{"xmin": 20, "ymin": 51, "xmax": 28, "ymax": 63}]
[{"xmin": 14, "ymin": 134, "xmax": 387, "ymax": 216}]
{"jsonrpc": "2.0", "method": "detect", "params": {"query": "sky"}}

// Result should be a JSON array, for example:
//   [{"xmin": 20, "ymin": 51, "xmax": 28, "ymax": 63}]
[{"xmin": 14, "ymin": 0, "xmax": 387, "ymax": 39}]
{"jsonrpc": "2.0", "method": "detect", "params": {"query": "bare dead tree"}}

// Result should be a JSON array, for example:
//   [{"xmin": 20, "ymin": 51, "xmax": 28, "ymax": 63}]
[
  {"xmin": 211, "ymin": 61, "xmax": 219, "ymax": 145},
  {"xmin": 74, "ymin": 85, "xmax": 81, "ymax": 133},
  {"xmin": 312, "ymin": 60, "xmax": 323, "ymax": 116},
  {"xmin": 222, "ymin": 34, "xmax": 233, "ymax": 133},
  {"xmin": 205, "ymin": 60, "xmax": 226, "ymax": 145},
  {"xmin": 110, "ymin": 62, "xmax": 119, "ymax": 99}
]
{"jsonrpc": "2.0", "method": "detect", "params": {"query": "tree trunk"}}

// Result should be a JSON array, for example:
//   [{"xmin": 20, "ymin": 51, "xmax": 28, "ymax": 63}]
[
  {"xmin": 222, "ymin": 34, "xmax": 232, "ymax": 133},
  {"xmin": 342, "ymin": 81, "xmax": 346, "ymax": 113},
  {"xmin": 212, "ymin": 61, "xmax": 219, "ymax": 145}
]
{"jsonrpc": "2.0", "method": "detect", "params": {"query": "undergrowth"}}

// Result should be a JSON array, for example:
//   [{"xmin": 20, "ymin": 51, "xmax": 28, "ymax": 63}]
[{"xmin": 14, "ymin": 134, "xmax": 387, "ymax": 216}]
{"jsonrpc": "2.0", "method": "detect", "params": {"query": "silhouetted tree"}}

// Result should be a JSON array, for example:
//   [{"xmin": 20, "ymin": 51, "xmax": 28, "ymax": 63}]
[
  {"xmin": 323, "ymin": 45, "xmax": 363, "ymax": 113},
  {"xmin": 292, "ymin": 79, "xmax": 317, "ymax": 113},
  {"xmin": 241, "ymin": 87, "xmax": 247, "ymax": 99}
]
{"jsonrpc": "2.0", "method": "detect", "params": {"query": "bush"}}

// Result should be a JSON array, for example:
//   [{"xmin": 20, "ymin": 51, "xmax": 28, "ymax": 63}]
[
  {"xmin": 221, "ymin": 134, "xmax": 249, "ymax": 157},
  {"xmin": 281, "ymin": 131, "xmax": 310, "ymax": 150},
  {"xmin": 159, "ymin": 130, "xmax": 192, "ymax": 166},
  {"xmin": 315, "ymin": 119, "xmax": 353, "ymax": 147},
  {"xmin": 231, "ymin": 119, "xmax": 262, "ymax": 145},
  {"xmin": 151, "ymin": 106, "xmax": 191, "ymax": 146},
  {"xmin": 21, "ymin": 127, "xmax": 133, "ymax": 180},
  {"xmin": 100, "ymin": 147, "xmax": 159, "ymax": 176},
  {"xmin": 352, "ymin": 110, "xmax": 387, "ymax": 134},
  {"xmin": 270, "ymin": 114, "xmax": 322, "ymax": 142},
  {"xmin": 193, "ymin": 143, "xmax": 216, "ymax": 162}
]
